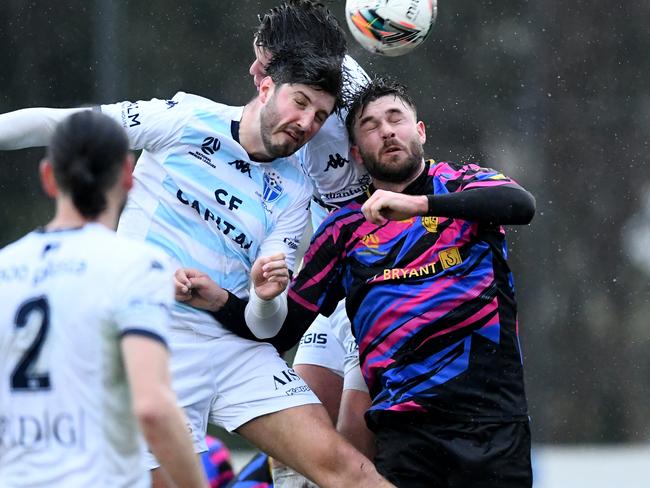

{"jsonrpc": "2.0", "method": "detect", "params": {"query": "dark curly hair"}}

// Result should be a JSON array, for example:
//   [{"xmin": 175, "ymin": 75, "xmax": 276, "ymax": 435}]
[
  {"xmin": 255, "ymin": 0, "xmax": 347, "ymax": 61},
  {"xmin": 345, "ymin": 77, "xmax": 418, "ymax": 143},
  {"xmin": 265, "ymin": 46, "xmax": 344, "ymax": 112}
]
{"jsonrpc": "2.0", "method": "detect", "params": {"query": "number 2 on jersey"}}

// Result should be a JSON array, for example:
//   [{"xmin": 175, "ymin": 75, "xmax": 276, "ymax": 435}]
[{"xmin": 11, "ymin": 296, "xmax": 51, "ymax": 391}]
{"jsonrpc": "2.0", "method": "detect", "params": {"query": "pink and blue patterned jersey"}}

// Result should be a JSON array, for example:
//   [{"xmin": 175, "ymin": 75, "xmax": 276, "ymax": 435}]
[
  {"xmin": 289, "ymin": 160, "xmax": 529, "ymax": 426},
  {"xmin": 201, "ymin": 436, "xmax": 234, "ymax": 488},
  {"xmin": 225, "ymin": 452, "xmax": 272, "ymax": 488}
]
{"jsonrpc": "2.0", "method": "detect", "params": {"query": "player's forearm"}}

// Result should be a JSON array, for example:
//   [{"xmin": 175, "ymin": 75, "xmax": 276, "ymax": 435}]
[
  {"xmin": 213, "ymin": 291, "xmax": 316, "ymax": 353},
  {"xmin": 244, "ymin": 287, "xmax": 288, "ymax": 339},
  {"xmin": 0, "ymin": 107, "xmax": 89, "ymax": 149},
  {"xmin": 137, "ymin": 393, "xmax": 207, "ymax": 488},
  {"xmin": 427, "ymin": 185, "xmax": 536, "ymax": 224}
]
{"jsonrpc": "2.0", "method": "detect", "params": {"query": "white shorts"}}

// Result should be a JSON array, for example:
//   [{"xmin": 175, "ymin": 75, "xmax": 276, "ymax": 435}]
[
  {"xmin": 145, "ymin": 326, "xmax": 319, "ymax": 469},
  {"xmin": 293, "ymin": 300, "xmax": 368, "ymax": 393}
]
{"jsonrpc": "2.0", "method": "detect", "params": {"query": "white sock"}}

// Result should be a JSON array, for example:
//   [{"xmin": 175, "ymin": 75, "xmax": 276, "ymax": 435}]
[{"xmin": 272, "ymin": 464, "xmax": 319, "ymax": 488}]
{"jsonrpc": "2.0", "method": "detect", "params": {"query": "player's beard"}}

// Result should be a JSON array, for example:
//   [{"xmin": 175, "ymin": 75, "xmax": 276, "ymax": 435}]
[
  {"xmin": 358, "ymin": 136, "xmax": 425, "ymax": 183},
  {"xmin": 259, "ymin": 92, "xmax": 305, "ymax": 159}
]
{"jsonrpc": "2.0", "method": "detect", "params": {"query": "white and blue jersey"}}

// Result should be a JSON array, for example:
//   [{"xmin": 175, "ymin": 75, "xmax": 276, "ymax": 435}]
[
  {"xmin": 101, "ymin": 92, "xmax": 312, "ymax": 337},
  {"xmin": 0, "ymin": 224, "xmax": 173, "ymax": 487}
]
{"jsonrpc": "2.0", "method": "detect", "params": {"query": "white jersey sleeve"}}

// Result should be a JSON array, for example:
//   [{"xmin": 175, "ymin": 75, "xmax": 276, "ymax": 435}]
[
  {"xmin": 100, "ymin": 92, "xmax": 193, "ymax": 152},
  {"xmin": 0, "ymin": 107, "xmax": 90, "ymax": 150},
  {"xmin": 111, "ymin": 245, "xmax": 174, "ymax": 345}
]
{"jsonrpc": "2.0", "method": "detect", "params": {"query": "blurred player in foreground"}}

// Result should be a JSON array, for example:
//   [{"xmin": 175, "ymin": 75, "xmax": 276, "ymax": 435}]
[
  {"xmin": 179, "ymin": 78, "xmax": 537, "ymax": 487},
  {"xmin": 0, "ymin": 111, "xmax": 206, "ymax": 487}
]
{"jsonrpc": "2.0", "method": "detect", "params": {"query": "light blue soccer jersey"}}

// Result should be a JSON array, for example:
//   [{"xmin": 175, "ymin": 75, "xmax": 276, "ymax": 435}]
[{"xmin": 101, "ymin": 92, "xmax": 312, "ymax": 336}]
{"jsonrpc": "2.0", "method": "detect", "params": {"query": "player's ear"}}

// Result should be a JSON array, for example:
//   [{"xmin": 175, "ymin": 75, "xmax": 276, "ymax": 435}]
[
  {"xmin": 258, "ymin": 76, "xmax": 275, "ymax": 104},
  {"xmin": 350, "ymin": 144, "xmax": 363, "ymax": 165},
  {"xmin": 39, "ymin": 159, "xmax": 58, "ymax": 198},
  {"xmin": 417, "ymin": 120, "xmax": 426, "ymax": 145}
]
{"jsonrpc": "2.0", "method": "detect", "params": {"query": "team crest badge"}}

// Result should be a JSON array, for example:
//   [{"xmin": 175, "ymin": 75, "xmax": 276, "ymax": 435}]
[
  {"xmin": 362, "ymin": 233, "xmax": 380, "ymax": 248},
  {"xmin": 263, "ymin": 171, "xmax": 283, "ymax": 203},
  {"xmin": 422, "ymin": 216, "xmax": 439, "ymax": 233}
]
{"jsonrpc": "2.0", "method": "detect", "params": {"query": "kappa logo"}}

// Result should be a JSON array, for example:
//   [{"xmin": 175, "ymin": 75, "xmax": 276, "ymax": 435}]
[
  {"xmin": 263, "ymin": 171, "xmax": 283, "ymax": 203},
  {"xmin": 201, "ymin": 136, "xmax": 221, "ymax": 155},
  {"xmin": 42, "ymin": 242, "xmax": 60, "ymax": 257},
  {"xmin": 324, "ymin": 153, "xmax": 349, "ymax": 172},
  {"xmin": 228, "ymin": 159, "xmax": 252, "ymax": 178},
  {"xmin": 283, "ymin": 236, "xmax": 299, "ymax": 250}
]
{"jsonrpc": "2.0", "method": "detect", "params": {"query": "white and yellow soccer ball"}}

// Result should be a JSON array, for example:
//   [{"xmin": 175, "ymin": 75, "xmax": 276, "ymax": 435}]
[{"xmin": 345, "ymin": 0, "xmax": 437, "ymax": 57}]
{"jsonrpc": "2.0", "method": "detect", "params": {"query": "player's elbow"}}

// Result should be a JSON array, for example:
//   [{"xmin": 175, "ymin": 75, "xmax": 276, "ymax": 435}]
[
  {"xmin": 132, "ymin": 388, "xmax": 178, "ymax": 432},
  {"xmin": 516, "ymin": 190, "xmax": 536, "ymax": 224},
  {"xmin": 500, "ymin": 187, "xmax": 536, "ymax": 225}
]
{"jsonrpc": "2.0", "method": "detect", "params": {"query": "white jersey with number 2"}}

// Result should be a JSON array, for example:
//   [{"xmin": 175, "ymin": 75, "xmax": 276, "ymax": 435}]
[{"xmin": 0, "ymin": 224, "xmax": 172, "ymax": 488}]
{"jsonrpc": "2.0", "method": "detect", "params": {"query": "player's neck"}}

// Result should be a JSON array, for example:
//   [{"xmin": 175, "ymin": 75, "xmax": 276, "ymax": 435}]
[
  {"xmin": 45, "ymin": 199, "xmax": 116, "ymax": 231},
  {"xmin": 373, "ymin": 159, "xmax": 426, "ymax": 193},
  {"xmin": 239, "ymin": 103, "xmax": 273, "ymax": 162}
]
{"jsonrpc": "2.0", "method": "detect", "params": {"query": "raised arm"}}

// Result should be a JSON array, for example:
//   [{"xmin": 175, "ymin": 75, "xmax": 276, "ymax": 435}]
[
  {"xmin": 362, "ymin": 185, "xmax": 536, "ymax": 225},
  {"xmin": 0, "ymin": 107, "xmax": 90, "ymax": 149}
]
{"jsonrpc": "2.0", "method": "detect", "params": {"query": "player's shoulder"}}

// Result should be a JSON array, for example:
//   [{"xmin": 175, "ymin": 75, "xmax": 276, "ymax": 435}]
[
  {"xmin": 431, "ymin": 159, "xmax": 504, "ymax": 178},
  {"xmin": 269, "ymin": 154, "xmax": 313, "ymax": 194},
  {"xmin": 174, "ymin": 92, "xmax": 241, "ymax": 119},
  {"xmin": 0, "ymin": 230, "xmax": 39, "ymax": 264},
  {"xmin": 83, "ymin": 225, "xmax": 171, "ymax": 272},
  {"xmin": 320, "ymin": 198, "xmax": 365, "ymax": 230},
  {"xmin": 430, "ymin": 159, "xmax": 472, "ymax": 176}
]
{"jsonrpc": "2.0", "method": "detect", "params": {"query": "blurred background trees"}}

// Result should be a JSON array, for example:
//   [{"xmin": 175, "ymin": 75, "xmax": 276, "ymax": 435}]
[{"xmin": 1, "ymin": 0, "xmax": 649, "ymax": 444}]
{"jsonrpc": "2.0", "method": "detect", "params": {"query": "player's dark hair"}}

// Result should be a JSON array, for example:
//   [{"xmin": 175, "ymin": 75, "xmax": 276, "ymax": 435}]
[
  {"xmin": 266, "ymin": 47, "xmax": 344, "ymax": 112},
  {"xmin": 345, "ymin": 77, "xmax": 418, "ymax": 143},
  {"xmin": 255, "ymin": 0, "xmax": 347, "ymax": 61},
  {"xmin": 47, "ymin": 111, "xmax": 128, "ymax": 218}
]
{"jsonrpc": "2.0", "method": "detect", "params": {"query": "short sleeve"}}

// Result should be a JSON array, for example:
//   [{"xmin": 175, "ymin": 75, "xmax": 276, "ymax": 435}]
[{"xmin": 112, "ymin": 247, "xmax": 174, "ymax": 347}]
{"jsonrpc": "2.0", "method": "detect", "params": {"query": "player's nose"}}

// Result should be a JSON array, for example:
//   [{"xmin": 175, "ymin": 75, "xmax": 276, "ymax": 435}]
[{"xmin": 379, "ymin": 121, "xmax": 395, "ymax": 139}]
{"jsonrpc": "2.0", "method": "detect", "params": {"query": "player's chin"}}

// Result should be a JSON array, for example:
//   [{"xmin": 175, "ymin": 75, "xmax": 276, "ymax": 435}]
[
  {"xmin": 270, "ymin": 140, "xmax": 300, "ymax": 158},
  {"xmin": 380, "ymin": 152, "xmax": 407, "ymax": 166}
]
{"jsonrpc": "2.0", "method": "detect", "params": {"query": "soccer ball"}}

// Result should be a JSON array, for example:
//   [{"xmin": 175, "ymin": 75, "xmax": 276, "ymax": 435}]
[{"xmin": 345, "ymin": 0, "xmax": 437, "ymax": 57}]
